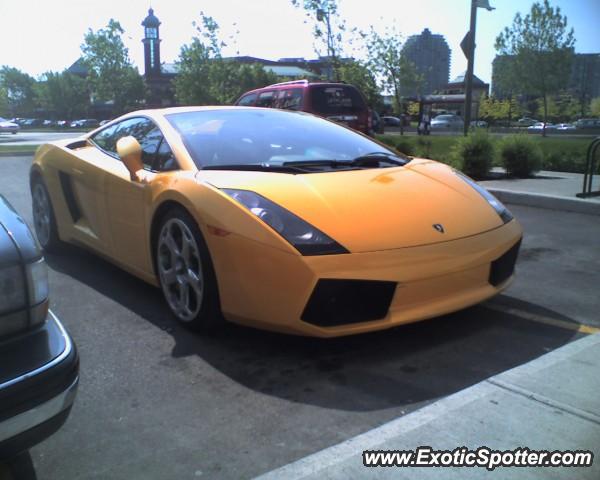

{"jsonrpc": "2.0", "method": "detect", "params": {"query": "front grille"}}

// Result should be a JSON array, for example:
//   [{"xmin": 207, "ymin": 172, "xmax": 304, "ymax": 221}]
[
  {"xmin": 489, "ymin": 238, "xmax": 522, "ymax": 287},
  {"xmin": 301, "ymin": 279, "xmax": 397, "ymax": 327}
]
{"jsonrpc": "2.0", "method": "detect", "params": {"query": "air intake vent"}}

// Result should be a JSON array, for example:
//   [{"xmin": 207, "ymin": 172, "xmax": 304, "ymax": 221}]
[
  {"xmin": 489, "ymin": 238, "xmax": 522, "ymax": 287},
  {"xmin": 302, "ymin": 279, "xmax": 396, "ymax": 327}
]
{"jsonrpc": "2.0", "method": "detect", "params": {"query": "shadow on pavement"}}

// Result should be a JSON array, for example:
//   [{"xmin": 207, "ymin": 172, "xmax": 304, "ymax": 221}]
[
  {"xmin": 1, "ymin": 452, "xmax": 37, "ymax": 480},
  {"xmin": 46, "ymin": 245, "xmax": 579, "ymax": 412}
]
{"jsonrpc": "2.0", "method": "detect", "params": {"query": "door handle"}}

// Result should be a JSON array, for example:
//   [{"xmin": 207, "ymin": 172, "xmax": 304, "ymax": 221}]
[{"xmin": 72, "ymin": 168, "xmax": 84, "ymax": 177}]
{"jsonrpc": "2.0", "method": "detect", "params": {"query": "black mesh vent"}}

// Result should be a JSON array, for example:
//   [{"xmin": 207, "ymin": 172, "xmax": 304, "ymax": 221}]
[
  {"xmin": 301, "ymin": 279, "xmax": 397, "ymax": 327},
  {"xmin": 489, "ymin": 238, "xmax": 522, "ymax": 287}
]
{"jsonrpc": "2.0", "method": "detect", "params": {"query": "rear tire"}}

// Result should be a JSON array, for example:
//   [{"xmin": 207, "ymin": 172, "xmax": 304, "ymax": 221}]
[
  {"xmin": 30, "ymin": 176, "xmax": 62, "ymax": 252},
  {"xmin": 156, "ymin": 208, "xmax": 223, "ymax": 332}
]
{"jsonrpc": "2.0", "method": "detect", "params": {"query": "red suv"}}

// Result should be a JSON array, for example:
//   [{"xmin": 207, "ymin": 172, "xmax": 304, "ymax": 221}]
[{"xmin": 234, "ymin": 80, "xmax": 372, "ymax": 135}]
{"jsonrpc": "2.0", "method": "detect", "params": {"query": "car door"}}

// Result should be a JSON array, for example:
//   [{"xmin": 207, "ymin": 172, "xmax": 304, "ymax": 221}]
[
  {"xmin": 60, "ymin": 123, "xmax": 120, "ymax": 254},
  {"xmin": 103, "ymin": 117, "xmax": 174, "ymax": 275}
]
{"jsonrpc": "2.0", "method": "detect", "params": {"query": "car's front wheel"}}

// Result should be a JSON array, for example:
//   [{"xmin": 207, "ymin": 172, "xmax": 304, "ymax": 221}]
[
  {"xmin": 31, "ymin": 176, "xmax": 61, "ymax": 252},
  {"xmin": 156, "ymin": 209, "xmax": 222, "ymax": 332}
]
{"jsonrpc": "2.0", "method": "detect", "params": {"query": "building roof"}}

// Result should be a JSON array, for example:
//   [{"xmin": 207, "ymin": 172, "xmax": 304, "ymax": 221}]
[
  {"xmin": 67, "ymin": 58, "xmax": 88, "ymax": 76},
  {"xmin": 263, "ymin": 65, "xmax": 318, "ymax": 78},
  {"xmin": 448, "ymin": 72, "xmax": 488, "ymax": 86},
  {"xmin": 142, "ymin": 8, "xmax": 161, "ymax": 28}
]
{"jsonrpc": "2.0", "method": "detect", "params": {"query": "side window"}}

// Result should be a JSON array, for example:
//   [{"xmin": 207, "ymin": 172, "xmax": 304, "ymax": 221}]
[
  {"xmin": 116, "ymin": 118, "xmax": 160, "ymax": 169},
  {"xmin": 277, "ymin": 89, "xmax": 303, "ymax": 111},
  {"xmin": 91, "ymin": 123, "xmax": 121, "ymax": 155},
  {"xmin": 237, "ymin": 93, "xmax": 257, "ymax": 106},
  {"xmin": 155, "ymin": 139, "xmax": 178, "ymax": 171},
  {"xmin": 256, "ymin": 91, "xmax": 277, "ymax": 108}
]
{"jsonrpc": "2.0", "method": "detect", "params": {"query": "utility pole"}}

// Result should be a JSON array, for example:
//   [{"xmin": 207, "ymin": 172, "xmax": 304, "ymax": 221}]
[{"xmin": 463, "ymin": 0, "xmax": 478, "ymax": 136}]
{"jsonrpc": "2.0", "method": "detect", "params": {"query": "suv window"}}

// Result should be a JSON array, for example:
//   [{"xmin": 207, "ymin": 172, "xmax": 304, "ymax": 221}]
[
  {"xmin": 277, "ymin": 89, "xmax": 303, "ymax": 111},
  {"xmin": 309, "ymin": 86, "xmax": 366, "ymax": 115},
  {"xmin": 256, "ymin": 91, "xmax": 277, "ymax": 107},
  {"xmin": 237, "ymin": 93, "xmax": 258, "ymax": 106}
]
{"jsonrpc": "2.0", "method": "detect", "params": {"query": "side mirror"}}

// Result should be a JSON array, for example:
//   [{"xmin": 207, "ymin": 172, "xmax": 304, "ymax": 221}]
[{"xmin": 116, "ymin": 136, "xmax": 144, "ymax": 181}]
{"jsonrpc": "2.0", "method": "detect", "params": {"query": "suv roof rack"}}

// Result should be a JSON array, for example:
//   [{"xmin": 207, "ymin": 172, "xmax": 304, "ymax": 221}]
[{"xmin": 266, "ymin": 79, "xmax": 310, "ymax": 87}]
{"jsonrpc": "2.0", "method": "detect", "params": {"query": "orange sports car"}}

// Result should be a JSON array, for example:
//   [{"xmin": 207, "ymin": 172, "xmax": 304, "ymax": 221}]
[{"xmin": 30, "ymin": 107, "xmax": 522, "ymax": 337}]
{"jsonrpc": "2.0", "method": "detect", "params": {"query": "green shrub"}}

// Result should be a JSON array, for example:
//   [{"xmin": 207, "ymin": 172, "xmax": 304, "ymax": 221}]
[
  {"xmin": 395, "ymin": 139, "xmax": 415, "ymax": 156},
  {"xmin": 499, "ymin": 135, "xmax": 543, "ymax": 177},
  {"xmin": 450, "ymin": 130, "xmax": 494, "ymax": 178}
]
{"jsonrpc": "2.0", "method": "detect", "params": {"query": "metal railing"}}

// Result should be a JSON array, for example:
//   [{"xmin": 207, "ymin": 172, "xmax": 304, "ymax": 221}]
[{"xmin": 577, "ymin": 137, "xmax": 600, "ymax": 198}]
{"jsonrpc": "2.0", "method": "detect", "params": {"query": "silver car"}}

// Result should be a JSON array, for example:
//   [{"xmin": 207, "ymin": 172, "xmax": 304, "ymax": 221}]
[
  {"xmin": 0, "ymin": 117, "xmax": 20, "ymax": 134},
  {"xmin": 430, "ymin": 114, "xmax": 463, "ymax": 131}
]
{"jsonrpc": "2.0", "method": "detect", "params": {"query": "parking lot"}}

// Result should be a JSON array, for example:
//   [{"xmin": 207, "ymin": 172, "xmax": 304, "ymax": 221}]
[{"xmin": 1, "ymin": 153, "xmax": 599, "ymax": 479}]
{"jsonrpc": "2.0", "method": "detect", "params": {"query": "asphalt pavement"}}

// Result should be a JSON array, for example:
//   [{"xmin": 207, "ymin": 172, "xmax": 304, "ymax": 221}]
[{"xmin": 0, "ymin": 154, "xmax": 598, "ymax": 479}]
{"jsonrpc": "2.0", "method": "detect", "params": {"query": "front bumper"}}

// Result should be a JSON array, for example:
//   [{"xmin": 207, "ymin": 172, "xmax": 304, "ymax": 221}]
[
  {"xmin": 0, "ymin": 311, "xmax": 79, "ymax": 458},
  {"xmin": 211, "ymin": 219, "xmax": 523, "ymax": 337}
]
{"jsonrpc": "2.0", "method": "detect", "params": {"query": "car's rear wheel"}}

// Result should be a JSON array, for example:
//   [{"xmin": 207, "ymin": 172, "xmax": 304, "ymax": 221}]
[
  {"xmin": 31, "ymin": 177, "xmax": 61, "ymax": 252},
  {"xmin": 156, "ymin": 209, "xmax": 222, "ymax": 332}
]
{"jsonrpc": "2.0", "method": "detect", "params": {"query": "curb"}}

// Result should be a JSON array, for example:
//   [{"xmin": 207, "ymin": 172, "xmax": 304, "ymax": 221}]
[
  {"xmin": 488, "ymin": 188, "xmax": 600, "ymax": 216},
  {"xmin": 254, "ymin": 333, "xmax": 600, "ymax": 480}
]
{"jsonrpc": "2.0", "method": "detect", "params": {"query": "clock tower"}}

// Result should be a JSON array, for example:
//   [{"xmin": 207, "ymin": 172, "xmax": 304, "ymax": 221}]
[{"xmin": 142, "ymin": 8, "xmax": 161, "ymax": 77}]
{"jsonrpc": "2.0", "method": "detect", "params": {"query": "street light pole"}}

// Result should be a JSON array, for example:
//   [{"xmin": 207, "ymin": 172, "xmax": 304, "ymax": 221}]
[{"xmin": 463, "ymin": 0, "xmax": 478, "ymax": 136}]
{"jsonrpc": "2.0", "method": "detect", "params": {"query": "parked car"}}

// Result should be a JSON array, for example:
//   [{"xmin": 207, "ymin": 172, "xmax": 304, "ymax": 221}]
[
  {"xmin": 430, "ymin": 114, "xmax": 463, "ymax": 131},
  {"xmin": 0, "ymin": 117, "xmax": 20, "ymax": 134},
  {"xmin": 22, "ymin": 118, "xmax": 43, "ymax": 127},
  {"xmin": 56, "ymin": 120, "xmax": 69, "ymax": 128},
  {"xmin": 70, "ymin": 119, "xmax": 99, "ymax": 129},
  {"xmin": 382, "ymin": 116, "xmax": 401, "ymax": 127},
  {"xmin": 0, "ymin": 195, "xmax": 78, "ymax": 458},
  {"xmin": 574, "ymin": 118, "xmax": 600, "ymax": 129},
  {"xmin": 517, "ymin": 117, "xmax": 539, "ymax": 127},
  {"xmin": 99, "ymin": 119, "xmax": 111, "ymax": 126},
  {"xmin": 527, "ymin": 122, "xmax": 557, "ymax": 132},
  {"xmin": 556, "ymin": 123, "xmax": 576, "ymax": 131},
  {"xmin": 470, "ymin": 120, "xmax": 488, "ymax": 128},
  {"xmin": 234, "ymin": 80, "xmax": 372, "ymax": 135},
  {"xmin": 30, "ymin": 106, "xmax": 521, "ymax": 337}
]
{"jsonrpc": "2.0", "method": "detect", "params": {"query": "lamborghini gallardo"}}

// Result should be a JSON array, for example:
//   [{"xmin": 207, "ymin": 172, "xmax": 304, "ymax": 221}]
[{"xmin": 30, "ymin": 107, "xmax": 522, "ymax": 337}]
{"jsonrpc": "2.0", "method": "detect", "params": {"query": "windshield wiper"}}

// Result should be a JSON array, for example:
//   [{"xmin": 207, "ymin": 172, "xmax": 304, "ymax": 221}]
[
  {"xmin": 201, "ymin": 163, "xmax": 309, "ymax": 173},
  {"xmin": 283, "ymin": 152, "xmax": 409, "ymax": 170},
  {"xmin": 350, "ymin": 152, "xmax": 409, "ymax": 167}
]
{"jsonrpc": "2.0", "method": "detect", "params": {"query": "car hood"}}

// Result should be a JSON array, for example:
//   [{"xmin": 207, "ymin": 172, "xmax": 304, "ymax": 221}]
[{"xmin": 198, "ymin": 159, "xmax": 504, "ymax": 252}]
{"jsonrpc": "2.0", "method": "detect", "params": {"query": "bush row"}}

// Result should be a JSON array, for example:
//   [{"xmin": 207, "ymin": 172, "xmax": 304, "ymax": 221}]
[{"xmin": 376, "ymin": 133, "xmax": 590, "ymax": 178}]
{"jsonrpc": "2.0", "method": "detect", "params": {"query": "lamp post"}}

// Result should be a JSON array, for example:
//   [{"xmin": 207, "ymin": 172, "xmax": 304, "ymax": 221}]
[{"xmin": 463, "ymin": 0, "xmax": 494, "ymax": 136}]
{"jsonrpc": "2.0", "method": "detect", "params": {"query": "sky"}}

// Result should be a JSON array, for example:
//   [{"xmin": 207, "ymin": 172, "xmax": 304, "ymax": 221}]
[{"xmin": 0, "ymin": 0, "xmax": 598, "ymax": 86}]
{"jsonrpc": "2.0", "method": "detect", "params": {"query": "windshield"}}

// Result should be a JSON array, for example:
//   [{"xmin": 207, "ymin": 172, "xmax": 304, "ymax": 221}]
[
  {"xmin": 166, "ymin": 109, "xmax": 401, "ymax": 169},
  {"xmin": 309, "ymin": 85, "xmax": 366, "ymax": 115}
]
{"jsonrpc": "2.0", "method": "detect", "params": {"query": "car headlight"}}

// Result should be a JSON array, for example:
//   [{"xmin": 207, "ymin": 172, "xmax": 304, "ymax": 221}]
[
  {"xmin": 222, "ymin": 189, "xmax": 349, "ymax": 255},
  {"xmin": 455, "ymin": 172, "xmax": 513, "ymax": 224},
  {"xmin": 0, "ymin": 258, "xmax": 49, "ymax": 336}
]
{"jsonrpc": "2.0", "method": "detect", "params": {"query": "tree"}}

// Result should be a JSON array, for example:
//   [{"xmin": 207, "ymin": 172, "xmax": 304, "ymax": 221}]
[
  {"xmin": 363, "ymin": 26, "xmax": 421, "ymax": 134},
  {"xmin": 81, "ymin": 19, "xmax": 145, "ymax": 115},
  {"xmin": 0, "ymin": 66, "xmax": 37, "ymax": 116},
  {"xmin": 37, "ymin": 71, "xmax": 90, "ymax": 120},
  {"xmin": 291, "ymin": 0, "xmax": 347, "ymax": 80},
  {"xmin": 495, "ymin": 0, "xmax": 575, "ymax": 136},
  {"xmin": 591, "ymin": 97, "xmax": 600, "ymax": 117},
  {"xmin": 336, "ymin": 60, "xmax": 381, "ymax": 109},
  {"xmin": 174, "ymin": 13, "xmax": 278, "ymax": 105}
]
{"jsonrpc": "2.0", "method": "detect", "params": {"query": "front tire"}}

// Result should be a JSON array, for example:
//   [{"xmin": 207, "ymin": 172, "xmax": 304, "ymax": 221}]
[
  {"xmin": 31, "ymin": 176, "xmax": 62, "ymax": 252},
  {"xmin": 156, "ymin": 208, "xmax": 222, "ymax": 332}
]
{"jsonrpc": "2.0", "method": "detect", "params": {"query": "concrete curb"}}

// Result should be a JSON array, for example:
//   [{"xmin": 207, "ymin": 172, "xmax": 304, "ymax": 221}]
[
  {"xmin": 254, "ymin": 333, "xmax": 600, "ymax": 480},
  {"xmin": 488, "ymin": 188, "xmax": 600, "ymax": 216}
]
